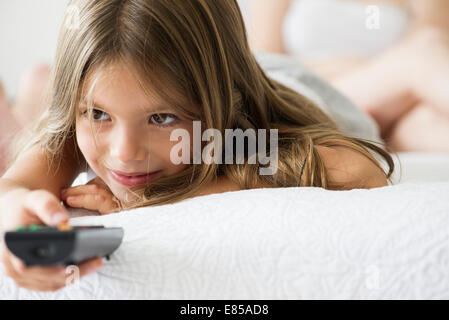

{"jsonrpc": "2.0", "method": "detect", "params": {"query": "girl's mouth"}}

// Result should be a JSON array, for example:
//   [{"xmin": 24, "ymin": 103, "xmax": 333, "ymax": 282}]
[{"xmin": 110, "ymin": 170, "xmax": 161, "ymax": 187}]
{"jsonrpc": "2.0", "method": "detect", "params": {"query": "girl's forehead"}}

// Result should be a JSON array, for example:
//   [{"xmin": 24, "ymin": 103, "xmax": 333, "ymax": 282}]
[
  {"xmin": 81, "ymin": 59, "xmax": 200, "ymax": 117},
  {"xmin": 82, "ymin": 62, "xmax": 144, "ymax": 93},
  {"xmin": 81, "ymin": 61, "xmax": 168, "ymax": 104}
]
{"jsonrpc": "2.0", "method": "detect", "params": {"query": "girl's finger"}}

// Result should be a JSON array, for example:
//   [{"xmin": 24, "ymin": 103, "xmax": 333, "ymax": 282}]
[
  {"xmin": 13, "ymin": 265, "xmax": 70, "ymax": 291},
  {"xmin": 21, "ymin": 258, "xmax": 103, "ymax": 291},
  {"xmin": 2, "ymin": 247, "xmax": 63, "ymax": 291},
  {"xmin": 99, "ymin": 198, "xmax": 121, "ymax": 215},
  {"xmin": 66, "ymin": 194, "xmax": 119, "ymax": 214},
  {"xmin": 65, "ymin": 193, "xmax": 100, "ymax": 210},
  {"xmin": 1, "ymin": 242, "xmax": 26, "ymax": 275},
  {"xmin": 77, "ymin": 257, "xmax": 104, "ymax": 278},
  {"xmin": 4, "ymin": 253, "xmax": 102, "ymax": 291},
  {"xmin": 13, "ymin": 278, "xmax": 65, "ymax": 292},
  {"xmin": 61, "ymin": 184, "xmax": 108, "ymax": 199},
  {"xmin": 12, "ymin": 271, "xmax": 67, "ymax": 291},
  {"xmin": 3, "ymin": 238, "xmax": 103, "ymax": 292},
  {"xmin": 86, "ymin": 176, "xmax": 110, "ymax": 189},
  {"xmin": 18, "ymin": 263, "xmax": 67, "ymax": 278},
  {"xmin": 23, "ymin": 190, "xmax": 70, "ymax": 226},
  {"xmin": 8, "ymin": 250, "xmax": 26, "ymax": 274},
  {"xmin": 2, "ymin": 245, "xmax": 22, "ymax": 278},
  {"xmin": 4, "ymin": 245, "xmax": 66, "ymax": 280},
  {"xmin": 65, "ymin": 193, "xmax": 109, "ymax": 211}
]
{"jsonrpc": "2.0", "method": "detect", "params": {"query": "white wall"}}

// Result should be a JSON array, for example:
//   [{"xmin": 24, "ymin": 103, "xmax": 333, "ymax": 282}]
[
  {"xmin": 0, "ymin": 0, "xmax": 69, "ymax": 100},
  {"xmin": 0, "ymin": 0, "xmax": 251, "ymax": 101}
]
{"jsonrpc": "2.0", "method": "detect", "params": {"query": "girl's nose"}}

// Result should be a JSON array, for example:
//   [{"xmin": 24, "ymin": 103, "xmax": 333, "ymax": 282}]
[{"xmin": 110, "ymin": 126, "xmax": 147, "ymax": 162}]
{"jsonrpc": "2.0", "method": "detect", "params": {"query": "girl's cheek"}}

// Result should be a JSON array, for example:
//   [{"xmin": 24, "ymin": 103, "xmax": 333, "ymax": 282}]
[{"xmin": 76, "ymin": 127, "xmax": 98, "ymax": 164}]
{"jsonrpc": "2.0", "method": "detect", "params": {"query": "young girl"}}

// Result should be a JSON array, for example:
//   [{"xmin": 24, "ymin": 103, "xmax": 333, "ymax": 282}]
[{"xmin": 0, "ymin": 0, "xmax": 394, "ymax": 292}]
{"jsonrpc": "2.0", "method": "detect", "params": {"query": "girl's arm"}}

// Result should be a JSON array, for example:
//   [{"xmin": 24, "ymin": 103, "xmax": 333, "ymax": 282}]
[
  {"xmin": 316, "ymin": 145, "xmax": 388, "ymax": 189},
  {"xmin": 247, "ymin": 0, "xmax": 292, "ymax": 53},
  {"xmin": 194, "ymin": 145, "xmax": 387, "ymax": 197},
  {"xmin": 0, "ymin": 136, "xmax": 104, "ymax": 292},
  {"xmin": 0, "ymin": 135, "xmax": 85, "ymax": 198}
]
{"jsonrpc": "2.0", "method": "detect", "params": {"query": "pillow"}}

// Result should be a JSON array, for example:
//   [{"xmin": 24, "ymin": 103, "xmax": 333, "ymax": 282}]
[{"xmin": 2, "ymin": 181, "xmax": 449, "ymax": 299}]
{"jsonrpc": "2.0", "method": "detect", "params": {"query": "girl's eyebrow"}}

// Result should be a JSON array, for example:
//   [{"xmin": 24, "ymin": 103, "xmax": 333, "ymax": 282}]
[{"xmin": 80, "ymin": 98, "xmax": 174, "ymax": 114}]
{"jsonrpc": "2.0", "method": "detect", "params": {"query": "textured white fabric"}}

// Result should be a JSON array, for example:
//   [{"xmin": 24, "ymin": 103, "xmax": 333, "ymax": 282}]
[
  {"xmin": 1, "ymin": 180, "xmax": 449, "ymax": 299},
  {"xmin": 86, "ymin": 166, "xmax": 97, "ymax": 182}
]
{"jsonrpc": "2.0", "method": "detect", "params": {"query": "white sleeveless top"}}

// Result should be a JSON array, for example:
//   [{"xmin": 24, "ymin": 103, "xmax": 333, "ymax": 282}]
[{"xmin": 283, "ymin": 0, "xmax": 410, "ymax": 59}]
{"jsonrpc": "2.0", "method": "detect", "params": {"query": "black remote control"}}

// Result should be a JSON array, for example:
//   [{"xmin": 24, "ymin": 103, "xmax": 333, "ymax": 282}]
[{"xmin": 3, "ymin": 223, "xmax": 124, "ymax": 266}]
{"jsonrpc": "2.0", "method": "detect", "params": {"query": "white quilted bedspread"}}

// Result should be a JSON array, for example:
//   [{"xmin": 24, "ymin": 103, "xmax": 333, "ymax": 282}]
[{"xmin": 1, "ymin": 181, "xmax": 449, "ymax": 299}]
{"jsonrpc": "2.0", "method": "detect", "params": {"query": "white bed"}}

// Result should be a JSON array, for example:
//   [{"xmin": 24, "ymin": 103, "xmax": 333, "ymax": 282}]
[
  {"xmin": 1, "ymin": 151, "xmax": 449, "ymax": 299},
  {"xmin": 1, "ymin": 52, "xmax": 448, "ymax": 299}
]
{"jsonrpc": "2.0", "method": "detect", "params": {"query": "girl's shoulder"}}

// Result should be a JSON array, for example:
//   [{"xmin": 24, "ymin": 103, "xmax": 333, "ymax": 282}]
[
  {"xmin": 193, "ymin": 145, "xmax": 387, "ymax": 198},
  {"xmin": 315, "ymin": 145, "xmax": 388, "ymax": 189},
  {"xmin": 195, "ymin": 175, "xmax": 243, "ymax": 197}
]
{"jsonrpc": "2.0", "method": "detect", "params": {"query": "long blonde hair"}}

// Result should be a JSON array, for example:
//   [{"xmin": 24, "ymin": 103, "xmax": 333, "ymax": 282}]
[{"xmin": 12, "ymin": 0, "xmax": 394, "ymax": 208}]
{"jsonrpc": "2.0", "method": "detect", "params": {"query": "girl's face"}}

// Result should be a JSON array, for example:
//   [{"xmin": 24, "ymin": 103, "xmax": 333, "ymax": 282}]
[{"xmin": 76, "ymin": 62, "xmax": 194, "ymax": 205}]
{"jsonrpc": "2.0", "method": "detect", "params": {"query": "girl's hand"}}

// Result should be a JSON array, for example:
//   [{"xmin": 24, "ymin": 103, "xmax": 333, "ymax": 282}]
[
  {"xmin": 0, "ymin": 188, "xmax": 103, "ymax": 291},
  {"xmin": 60, "ymin": 177, "xmax": 121, "ymax": 215}
]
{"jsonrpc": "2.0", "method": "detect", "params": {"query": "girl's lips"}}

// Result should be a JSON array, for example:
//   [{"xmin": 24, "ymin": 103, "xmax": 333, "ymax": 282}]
[{"xmin": 110, "ymin": 170, "xmax": 160, "ymax": 187}]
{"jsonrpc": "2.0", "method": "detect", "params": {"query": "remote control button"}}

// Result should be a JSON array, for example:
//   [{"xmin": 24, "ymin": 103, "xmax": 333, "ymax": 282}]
[
  {"xmin": 32, "ymin": 244, "xmax": 56, "ymax": 258},
  {"xmin": 73, "ymin": 226, "xmax": 105, "ymax": 230},
  {"xmin": 29, "ymin": 224, "xmax": 42, "ymax": 231},
  {"xmin": 57, "ymin": 222, "xmax": 73, "ymax": 231},
  {"xmin": 15, "ymin": 226, "xmax": 27, "ymax": 232}
]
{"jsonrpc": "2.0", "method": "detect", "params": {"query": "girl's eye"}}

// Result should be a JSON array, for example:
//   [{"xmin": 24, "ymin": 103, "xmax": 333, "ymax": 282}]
[
  {"xmin": 150, "ymin": 113, "xmax": 178, "ymax": 126},
  {"xmin": 82, "ymin": 109, "xmax": 110, "ymax": 121},
  {"xmin": 92, "ymin": 109, "xmax": 110, "ymax": 121},
  {"xmin": 80, "ymin": 109, "xmax": 178, "ymax": 126}
]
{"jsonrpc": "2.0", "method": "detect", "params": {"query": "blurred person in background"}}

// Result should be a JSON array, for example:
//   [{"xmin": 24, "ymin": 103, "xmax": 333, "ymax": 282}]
[
  {"xmin": 247, "ymin": 0, "xmax": 449, "ymax": 153},
  {"xmin": 0, "ymin": 66, "xmax": 51, "ymax": 176}
]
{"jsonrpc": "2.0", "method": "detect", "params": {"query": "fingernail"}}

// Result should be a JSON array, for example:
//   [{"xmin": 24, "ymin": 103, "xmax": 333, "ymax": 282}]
[{"xmin": 52, "ymin": 212, "xmax": 69, "ymax": 224}]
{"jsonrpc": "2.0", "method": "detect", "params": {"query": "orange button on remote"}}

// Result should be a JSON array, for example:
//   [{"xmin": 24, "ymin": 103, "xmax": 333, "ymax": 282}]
[{"xmin": 57, "ymin": 222, "xmax": 73, "ymax": 231}]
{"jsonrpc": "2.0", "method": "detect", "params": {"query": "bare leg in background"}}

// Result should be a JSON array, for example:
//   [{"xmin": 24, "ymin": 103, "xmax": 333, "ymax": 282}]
[
  {"xmin": 330, "ymin": 27, "xmax": 449, "ymax": 153},
  {"xmin": 0, "ymin": 64, "xmax": 51, "ymax": 176}
]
